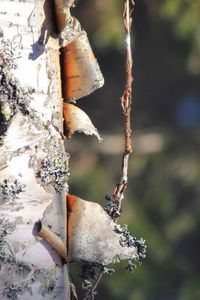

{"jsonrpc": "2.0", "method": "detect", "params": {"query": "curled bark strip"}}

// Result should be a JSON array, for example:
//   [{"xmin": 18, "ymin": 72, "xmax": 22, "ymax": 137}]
[
  {"xmin": 63, "ymin": 103, "xmax": 102, "ymax": 141},
  {"xmin": 35, "ymin": 220, "xmax": 67, "ymax": 262},
  {"xmin": 60, "ymin": 17, "xmax": 84, "ymax": 47},
  {"xmin": 60, "ymin": 35, "xmax": 104, "ymax": 102},
  {"xmin": 112, "ymin": 0, "xmax": 134, "ymax": 211},
  {"xmin": 67, "ymin": 195, "xmax": 138, "ymax": 265},
  {"xmin": 54, "ymin": 1, "xmax": 104, "ymax": 103},
  {"xmin": 54, "ymin": 0, "xmax": 75, "ymax": 33},
  {"xmin": 54, "ymin": 1, "xmax": 85, "ymax": 46}
]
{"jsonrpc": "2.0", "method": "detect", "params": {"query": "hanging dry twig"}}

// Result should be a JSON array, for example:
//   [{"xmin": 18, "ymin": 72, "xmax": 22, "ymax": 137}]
[
  {"xmin": 112, "ymin": 0, "xmax": 135, "ymax": 212},
  {"xmin": 88, "ymin": 1, "xmax": 135, "ymax": 297}
]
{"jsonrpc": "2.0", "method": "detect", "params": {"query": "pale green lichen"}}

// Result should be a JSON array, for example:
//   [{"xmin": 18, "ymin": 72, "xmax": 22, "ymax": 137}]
[
  {"xmin": 34, "ymin": 268, "xmax": 58, "ymax": 297},
  {"xmin": 0, "ymin": 179, "xmax": 26, "ymax": 203},
  {"xmin": 0, "ymin": 219, "xmax": 16, "ymax": 238},
  {"xmin": 0, "ymin": 240, "xmax": 15, "ymax": 263},
  {"xmin": 0, "ymin": 259, "xmax": 60, "ymax": 299},
  {"xmin": 114, "ymin": 224, "xmax": 147, "ymax": 261},
  {"xmin": 0, "ymin": 38, "xmax": 34, "ymax": 137},
  {"xmin": 34, "ymin": 141, "xmax": 69, "ymax": 192},
  {"xmin": 3, "ymin": 283, "xmax": 32, "ymax": 300}
]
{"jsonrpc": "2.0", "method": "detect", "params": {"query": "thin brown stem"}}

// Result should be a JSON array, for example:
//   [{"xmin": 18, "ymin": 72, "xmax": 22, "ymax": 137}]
[
  {"xmin": 92, "ymin": 272, "xmax": 103, "ymax": 292},
  {"xmin": 93, "ymin": 0, "xmax": 134, "ymax": 294},
  {"xmin": 113, "ymin": 0, "xmax": 134, "ymax": 210}
]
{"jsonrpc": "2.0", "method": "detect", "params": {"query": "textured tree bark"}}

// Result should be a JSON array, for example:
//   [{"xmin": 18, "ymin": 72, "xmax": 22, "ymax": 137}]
[{"xmin": 0, "ymin": 1, "xmax": 70, "ymax": 299}]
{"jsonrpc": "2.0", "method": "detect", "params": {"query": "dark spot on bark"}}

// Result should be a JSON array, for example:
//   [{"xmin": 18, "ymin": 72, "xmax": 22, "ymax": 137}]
[{"xmin": 0, "ymin": 179, "xmax": 26, "ymax": 203}]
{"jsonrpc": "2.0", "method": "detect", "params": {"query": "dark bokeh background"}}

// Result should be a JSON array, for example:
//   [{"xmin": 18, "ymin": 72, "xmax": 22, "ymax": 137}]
[{"xmin": 68, "ymin": 1, "xmax": 200, "ymax": 299}]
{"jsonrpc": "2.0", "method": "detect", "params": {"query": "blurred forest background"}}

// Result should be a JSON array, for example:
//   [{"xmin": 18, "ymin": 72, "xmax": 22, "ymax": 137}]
[{"xmin": 68, "ymin": 1, "xmax": 200, "ymax": 299}]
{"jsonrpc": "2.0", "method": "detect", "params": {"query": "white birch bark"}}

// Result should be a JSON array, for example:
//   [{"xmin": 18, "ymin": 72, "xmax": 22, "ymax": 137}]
[{"xmin": 0, "ymin": 1, "xmax": 70, "ymax": 299}]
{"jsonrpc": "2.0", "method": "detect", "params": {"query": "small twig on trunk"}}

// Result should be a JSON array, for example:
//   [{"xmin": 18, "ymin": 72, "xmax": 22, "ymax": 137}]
[
  {"xmin": 92, "ymin": 272, "xmax": 103, "ymax": 292},
  {"xmin": 34, "ymin": 220, "xmax": 67, "ymax": 262},
  {"xmin": 112, "ymin": 0, "xmax": 134, "ymax": 211}
]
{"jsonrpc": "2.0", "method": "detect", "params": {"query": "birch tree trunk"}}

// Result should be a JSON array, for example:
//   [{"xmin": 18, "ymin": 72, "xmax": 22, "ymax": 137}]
[{"xmin": 0, "ymin": 1, "xmax": 70, "ymax": 299}]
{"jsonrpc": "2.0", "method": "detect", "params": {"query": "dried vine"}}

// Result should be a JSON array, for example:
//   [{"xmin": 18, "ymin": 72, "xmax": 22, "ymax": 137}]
[
  {"xmin": 82, "ymin": 1, "xmax": 136, "ymax": 298},
  {"xmin": 110, "ymin": 0, "xmax": 134, "ymax": 213}
]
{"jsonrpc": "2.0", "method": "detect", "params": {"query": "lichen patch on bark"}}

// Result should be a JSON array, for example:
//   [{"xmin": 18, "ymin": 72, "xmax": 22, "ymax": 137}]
[
  {"xmin": 0, "ymin": 179, "xmax": 26, "ymax": 204},
  {"xmin": 30, "ymin": 139, "xmax": 69, "ymax": 193}
]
